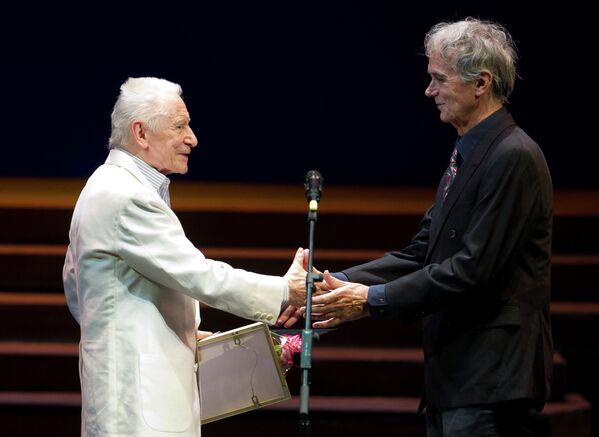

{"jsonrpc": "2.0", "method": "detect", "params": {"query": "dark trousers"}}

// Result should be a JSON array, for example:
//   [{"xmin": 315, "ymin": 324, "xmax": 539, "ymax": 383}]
[{"xmin": 426, "ymin": 400, "xmax": 541, "ymax": 437}]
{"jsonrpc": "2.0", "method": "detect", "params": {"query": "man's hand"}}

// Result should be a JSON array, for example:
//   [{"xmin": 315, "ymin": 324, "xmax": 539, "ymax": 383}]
[
  {"xmin": 311, "ymin": 271, "xmax": 370, "ymax": 328},
  {"xmin": 276, "ymin": 304, "xmax": 304, "ymax": 328},
  {"xmin": 196, "ymin": 330, "xmax": 214, "ymax": 341},
  {"xmin": 283, "ymin": 247, "xmax": 329, "ymax": 308},
  {"xmin": 279, "ymin": 247, "xmax": 330, "ymax": 327},
  {"xmin": 283, "ymin": 247, "xmax": 308, "ymax": 308}
]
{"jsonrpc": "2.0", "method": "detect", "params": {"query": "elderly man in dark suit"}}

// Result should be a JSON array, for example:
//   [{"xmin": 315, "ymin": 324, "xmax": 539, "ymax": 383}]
[{"xmin": 307, "ymin": 18, "xmax": 553, "ymax": 437}]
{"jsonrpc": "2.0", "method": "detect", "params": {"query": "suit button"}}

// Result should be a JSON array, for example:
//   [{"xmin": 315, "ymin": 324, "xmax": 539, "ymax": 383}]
[
  {"xmin": 254, "ymin": 312, "xmax": 261, "ymax": 319},
  {"xmin": 266, "ymin": 315, "xmax": 273, "ymax": 321},
  {"xmin": 449, "ymin": 229, "xmax": 456, "ymax": 238}
]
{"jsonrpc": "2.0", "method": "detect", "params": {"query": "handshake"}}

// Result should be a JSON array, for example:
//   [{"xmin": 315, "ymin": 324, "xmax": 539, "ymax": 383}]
[{"xmin": 279, "ymin": 247, "xmax": 370, "ymax": 329}]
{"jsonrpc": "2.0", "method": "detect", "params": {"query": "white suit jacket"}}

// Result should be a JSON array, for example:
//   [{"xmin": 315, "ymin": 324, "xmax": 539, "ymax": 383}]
[{"xmin": 63, "ymin": 149, "xmax": 285, "ymax": 436}]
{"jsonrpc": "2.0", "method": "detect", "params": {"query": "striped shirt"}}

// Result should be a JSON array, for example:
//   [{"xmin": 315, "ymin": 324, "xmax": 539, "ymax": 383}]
[{"xmin": 117, "ymin": 147, "xmax": 171, "ymax": 207}]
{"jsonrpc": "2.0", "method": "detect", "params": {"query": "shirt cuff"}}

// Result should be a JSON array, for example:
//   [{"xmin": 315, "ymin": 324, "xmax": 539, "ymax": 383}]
[
  {"xmin": 367, "ymin": 284, "xmax": 389, "ymax": 317},
  {"xmin": 331, "ymin": 272, "xmax": 349, "ymax": 281},
  {"xmin": 280, "ymin": 280, "xmax": 289, "ymax": 309}
]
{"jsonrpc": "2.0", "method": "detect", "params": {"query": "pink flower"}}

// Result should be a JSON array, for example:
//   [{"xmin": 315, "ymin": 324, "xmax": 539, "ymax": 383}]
[{"xmin": 273, "ymin": 334, "xmax": 302, "ymax": 371}]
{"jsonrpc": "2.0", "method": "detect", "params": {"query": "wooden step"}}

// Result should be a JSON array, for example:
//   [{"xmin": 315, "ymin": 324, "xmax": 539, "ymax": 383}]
[
  {"xmin": 206, "ymin": 395, "xmax": 427, "ymax": 437},
  {"xmin": 0, "ymin": 292, "xmax": 77, "ymax": 341},
  {"xmin": 3, "ymin": 204, "xmax": 598, "ymax": 255},
  {"xmin": 0, "ymin": 291, "xmax": 425, "ymax": 346},
  {"xmin": 550, "ymin": 302, "xmax": 599, "ymax": 357},
  {"xmin": 0, "ymin": 392, "xmax": 589, "ymax": 437},
  {"xmin": 0, "ymin": 391, "xmax": 81, "ymax": 437},
  {"xmin": 287, "ymin": 348, "xmax": 568, "ymax": 401},
  {"xmin": 0, "ymin": 244, "xmax": 597, "ymax": 299},
  {"xmin": 0, "ymin": 391, "xmax": 426, "ymax": 437},
  {"xmin": 0, "ymin": 208, "xmax": 71, "ymax": 245},
  {"xmin": 553, "ymin": 216, "xmax": 599, "ymax": 255},
  {"xmin": 550, "ymin": 255, "xmax": 599, "ymax": 300},
  {"xmin": 549, "ymin": 305, "xmax": 599, "ymax": 436},
  {"xmin": 233, "ymin": 394, "xmax": 591, "ymax": 437},
  {"xmin": 0, "ymin": 179, "xmax": 596, "ymax": 436},
  {"xmin": 3, "ymin": 291, "xmax": 599, "ymax": 350},
  {"xmin": 0, "ymin": 339, "xmax": 570, "ymax": 402},
  {"xmin": 0, "ymin": 342, "xmax": 79, "ymax": 392},
  {"xmin": 1, "ymin": 179, "xmax": 597, "ymax": 218},
  {"xmin": 0, "ymin": 245, "xmax": 392, "ymax": 291},
  {"xmin": 538, "ymin": 393, "xmax": 592, "ymax": 437},
  {"xmin": 1, "ymin": 342, "xmax": 428, "ymax": 396},
  {"xmin": 0, "ymin": 179, "xmax": 598, "ymax": 253}
]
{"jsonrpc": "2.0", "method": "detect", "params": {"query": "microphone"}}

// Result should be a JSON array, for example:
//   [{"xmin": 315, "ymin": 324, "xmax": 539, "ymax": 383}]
[{"xmin": 304, "ymin": 170, "xmax": 323, "ymax": 212}]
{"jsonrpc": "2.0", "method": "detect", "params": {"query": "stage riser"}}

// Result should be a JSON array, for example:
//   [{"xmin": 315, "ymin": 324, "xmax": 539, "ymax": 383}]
[
  {"xmin": 0, "ymin": 208, "xmax": 597, "ymax": 254},
  {"xmin": 0, "ymin": 347, "xmax": 569, "ymax": 402},
  {"xmin": 0, "ymin": 253, "xmax": 596, "ymax": 300},
  {"xmin": 0, "ymin": 397, "xmax": 590, "ymax": 437},
  {"xmin": 0, "ymin": 183, "xmax": 596, "ymax": 437},
  {"xmin": 1, "ymin": 301, "xmax": 598, "ymax": 355}
]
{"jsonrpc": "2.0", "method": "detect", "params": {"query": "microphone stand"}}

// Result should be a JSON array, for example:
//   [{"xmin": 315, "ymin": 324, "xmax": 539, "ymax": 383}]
[{"xmin": 298, "ymin": 198, "xmax": 323, "ymax": 436}]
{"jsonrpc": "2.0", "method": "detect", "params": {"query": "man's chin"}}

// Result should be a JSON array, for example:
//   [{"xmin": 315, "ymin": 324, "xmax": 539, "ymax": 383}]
[{"xmin": 439, "ymin": 113, "xmax": 451, "ymax": 124}]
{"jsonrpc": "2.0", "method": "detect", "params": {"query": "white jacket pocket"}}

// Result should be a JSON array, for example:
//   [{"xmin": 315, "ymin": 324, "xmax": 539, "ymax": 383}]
[{"xmin": 139, "ymin": 353, "xmax": 194, "ymax": 432}]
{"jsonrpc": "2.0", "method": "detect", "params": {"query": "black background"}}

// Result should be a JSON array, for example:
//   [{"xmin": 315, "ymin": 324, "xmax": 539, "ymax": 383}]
[{"xmin": 3, "ymin": 1, "xmax": 596, "ymax": 188}]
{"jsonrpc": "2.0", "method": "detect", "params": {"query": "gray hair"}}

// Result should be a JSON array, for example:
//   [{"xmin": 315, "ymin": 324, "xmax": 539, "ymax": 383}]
[
  {"xmin": 108, "ymin": 77, "xmax": 183, "ymax": 149},
  {"xmin": 424, "ymin": 17, "xmax": 517, "ymax": 103}
]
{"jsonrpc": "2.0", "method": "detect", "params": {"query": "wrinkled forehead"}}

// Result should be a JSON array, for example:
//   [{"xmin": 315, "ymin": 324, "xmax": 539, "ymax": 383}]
[
  {"xmin": 158, "ymin": 96, "xmax": 190, "ymax": 123},
  {"xmin": 427, "ymin": 50, "xmax": 456, "ymax": 75},
  {"xmin": 172, "ymin": 98, "xmax": 190, "ymax": 119}
]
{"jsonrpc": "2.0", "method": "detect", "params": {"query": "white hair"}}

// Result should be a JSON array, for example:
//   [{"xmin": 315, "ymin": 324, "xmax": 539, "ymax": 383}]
[
  {"xmin": 108, "ymin": 77, "xmax": 183, "ymax": 149},
  {"xmin": 424, "ymin": 18, "xmax": 517, "ymax": 103}
]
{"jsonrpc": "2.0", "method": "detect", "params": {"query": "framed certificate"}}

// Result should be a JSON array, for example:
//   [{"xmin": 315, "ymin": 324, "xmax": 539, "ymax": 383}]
[{"xmin": 197, "ymin": 322, "xmax": 291, "ymax": 424}]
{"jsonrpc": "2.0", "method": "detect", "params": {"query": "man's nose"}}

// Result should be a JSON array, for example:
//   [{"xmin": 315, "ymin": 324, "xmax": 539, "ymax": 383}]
[
  {"xmin": 186, "ymin": 128, "xmax": 198, "ymax": 148},
  {"xmin": 425, "ymin": 82, "xmax": 435, "ymax": 97}
]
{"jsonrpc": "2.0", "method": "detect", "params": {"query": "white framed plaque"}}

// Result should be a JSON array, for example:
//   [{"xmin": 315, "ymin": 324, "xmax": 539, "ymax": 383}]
[{"xmin": 197, "ymin": 321, "xmax": 291, "ymax": 424}]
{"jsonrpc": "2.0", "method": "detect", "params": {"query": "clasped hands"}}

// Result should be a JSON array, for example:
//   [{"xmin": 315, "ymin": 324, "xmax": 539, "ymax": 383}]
[{"xmin": 281, "ymin": 248, "xmax": 369, "ymax": 328}]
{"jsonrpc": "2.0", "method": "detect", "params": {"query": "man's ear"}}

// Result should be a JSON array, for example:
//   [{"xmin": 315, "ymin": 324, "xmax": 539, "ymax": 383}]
[
  {"xmin": 475, "ymin": 71, "xmax": 493, "ymax": 97},
  {"xmin": 131, "ymin": 121, "xmax": 149, "ymax": 150}
]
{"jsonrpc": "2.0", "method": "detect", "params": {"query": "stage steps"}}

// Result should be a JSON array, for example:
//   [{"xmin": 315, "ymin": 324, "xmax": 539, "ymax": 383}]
[
  {"xmin": 0, "ymin": 245, "xmax": 598, "ymax": 300},
  {"xmin": 0, "ymin": 393, "xmax": 591, "ymax": 437},
  {"xmin": 0, "ymin": 338, "xmax": 570, "ymax": 399},
  {"xmin": 0, "ymin": 178, "xmax": 597, "ymax": 436},
  {"xmin": 0, "ymin": 289, "xmax": 595, "ymax": 435},
  {"xmin": 2, "ymin": 290, "xmax": 599, "ymax": 351}
]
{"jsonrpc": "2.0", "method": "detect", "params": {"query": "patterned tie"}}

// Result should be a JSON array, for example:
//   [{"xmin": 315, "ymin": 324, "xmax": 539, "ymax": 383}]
[{"xmin": 442, "ymin": 147, "xmax": 460, "ymax": 200}]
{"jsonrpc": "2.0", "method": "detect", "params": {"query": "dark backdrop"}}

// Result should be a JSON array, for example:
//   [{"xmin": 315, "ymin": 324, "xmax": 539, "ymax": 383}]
[{"xmin": 3, "ymin": 1, "xmax": 596, "ymax": 188}]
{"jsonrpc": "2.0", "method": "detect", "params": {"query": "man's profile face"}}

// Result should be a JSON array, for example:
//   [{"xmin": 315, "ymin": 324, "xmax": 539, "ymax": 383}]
[
  {"xmin": 424, "ymin": 51, "xmax": 478, "ymax": 134},
  {"xmin": 144, "ymin": 97, "xmax": 198, "ymax": 175}
]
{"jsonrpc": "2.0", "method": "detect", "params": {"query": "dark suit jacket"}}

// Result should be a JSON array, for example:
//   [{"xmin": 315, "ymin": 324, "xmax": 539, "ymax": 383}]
[{"xmin": 343, "ymin": 107, "xmax": 553, "ymax": 411}]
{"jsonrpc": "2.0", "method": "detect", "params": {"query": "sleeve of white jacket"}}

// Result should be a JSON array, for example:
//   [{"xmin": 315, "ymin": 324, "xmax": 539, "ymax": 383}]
[
  {"xmin": 115, "ymin": 190, "xmax": 285, "ymax": 324},
  {"xmin": 62, "ymin": 244, "xmax": 81, "ymax": 323}
]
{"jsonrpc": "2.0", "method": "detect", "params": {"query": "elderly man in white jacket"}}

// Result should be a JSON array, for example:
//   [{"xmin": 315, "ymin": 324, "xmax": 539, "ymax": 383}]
[{"xmin": 63, "ymin": 77, "xmax": 308, "ymax": 437}]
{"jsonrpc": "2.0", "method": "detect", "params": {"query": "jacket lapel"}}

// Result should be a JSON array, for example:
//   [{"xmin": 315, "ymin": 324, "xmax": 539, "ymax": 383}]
[
  {"xmin": 105, "ymin": 148, "xmax": 157, "ymax": 193},
  {"xmin": 426, "ymin": 111, "xmax": 516, "ymax": 261}
]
